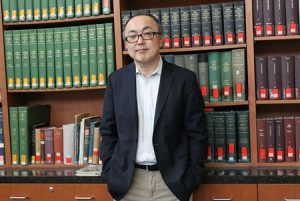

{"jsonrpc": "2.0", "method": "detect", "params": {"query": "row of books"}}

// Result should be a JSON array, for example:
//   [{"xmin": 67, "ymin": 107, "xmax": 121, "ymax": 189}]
[
  {"xmin": 255, "ymin": 55, "xmax": 300, "ymax": 100},
  {"xmin": 122, "ymin": 1, "xmax": 245, "ymax": 48},
  {"xmin": 253, "ymin": 0, "xmax": 300, "ymax": 36},
  {"xmin": 206, "ymin": 110, "xmax": 250, "ymax": 164},
  {"xmin": 4, "ymin": 23, "xmax": 115, "ymax": 90},
  {"xmin": 0, "ymin": 108, "xmax": 4, "ymax": 165},
  {"xmin": 163, "ymin": 49, "xmax": 246, "ymax": 103},
  {"xmin": 9, "ymin": 105, "xmax": 103, "ymax": 166},
  {"xmin": 0, "ymin": 168, "xmax": 90, "ymax": 176},
  {"xmin": 257, "ymin": 116, "xmax": 300, "ymax": 163},
  {"xmin": 2, "ymin": 0, "xmax": 112, "ymax": 22}
]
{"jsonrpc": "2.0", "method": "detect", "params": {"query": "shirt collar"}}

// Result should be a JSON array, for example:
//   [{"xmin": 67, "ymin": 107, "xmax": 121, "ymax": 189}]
[{"xmin": 135, "ymin": 56, "xmax": 163, "ymax": 76}]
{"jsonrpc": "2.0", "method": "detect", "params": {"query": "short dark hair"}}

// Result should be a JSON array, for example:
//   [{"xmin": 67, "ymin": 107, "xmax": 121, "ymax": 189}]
[{"xmin": 122, "ymin": 13, "xmax": 163, "ymax": 40}]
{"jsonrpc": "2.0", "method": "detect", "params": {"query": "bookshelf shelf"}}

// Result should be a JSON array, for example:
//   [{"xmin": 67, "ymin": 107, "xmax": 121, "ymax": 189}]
[
  {"xmin": 3, "ymin": 14, "xmax": 114, "ymax": 28},
  {"xmin": 205, "ymin": 163, "xmax": 251, "ymax": 168},
  {"xmin": 254, "ymin": 35, "xmax": 300, "ymax": 42},
  {"xmin": 205, "ymin": 101, "xmax": 249, "ymax": 107},
  {"xmin": 7, "ymin": 86, "xmax": 106, "ymax": 93},
  {"xmin": 122, "ymin": 44, "xmax": 247, "ymax": 55},
  {"xmin": 256, "ymin": 100, "xmax": 300, "ymax": 105},
  {"xmin": 0, "ymin": 164, "xmax": 86, "ymax": 169}
]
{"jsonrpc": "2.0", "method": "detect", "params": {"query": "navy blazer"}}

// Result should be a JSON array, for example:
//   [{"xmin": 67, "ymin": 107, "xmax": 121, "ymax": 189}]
[{"xmin": 100, "ymin": 60, "xmax": 207, "ymax": 201}]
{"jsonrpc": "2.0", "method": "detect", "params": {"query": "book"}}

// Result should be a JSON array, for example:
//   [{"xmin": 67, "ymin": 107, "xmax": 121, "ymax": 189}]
[
  {"xmin": 232, "ymin": 49, "xmax": 246, "ymax": 101},
  {"xmin": 296, "ymin": 55, "xmax": 300, "ymax": 99},
  {"xmin": 37, "ymin": 29, "xmax": 47, "ymax": 89},
  {"xmin": 54, "ymin": 127, "xmax": 63, "ymax": 164},
  {"xmin": 160, "ymin": 8, "xmax": 171, "ymax": 48},
  {"xmin": 211, "ymin": 3, "xmax": 223, "ymax": 46},
  {"xmin": 21, "ymin": 30, "xmax": 30, "ymax": 89},
  {"xmin": 263, "ymin": 0, "xmax": 275, "ymax": 36},
  {"xmin": 29, "ymin": 29, "xmax": 39, "ymax": 89},
  {"xmin": 268, "ymin": 56, "xmax": 282, "ymax": 100},
  {"xmin": 54, "ymin": 28, "xmax": 64, "ymax": 88},
  {"xmin": 220, "ymin": 51, "xmax": 233, "ymax": 101},
  {"xmin": 13, "ymin": 30, "xmax": 22, "ymax": 89},
  {"xmin": 88, "ymin": 24, "xmax": 98, "ymax": 87},
  {"xmin": 208, "ymin": 52, "xmax": 221, "ymax": 102},
  {"xmin": 201, "ymin": 4, "xmax": 212, "ymax": 46},
  {"xmin": 222, "ymin": 3, "xmax": 235, "ymax": 44},
  {"xmin": 257, "ymin": 118, "xmax": 267, "ymax": 163},
  {"xmin": 180, "ymin": 7, "xmax": 191, "ymax": 47},
  {"xmin": 0, "ymin": 108, "xmax": 4, "ymax": 165},
  {"xmin": 274, "ymin": 0, "xmax": 286, "ymax": 36},
  {"xmin": 284, "ymin": 116, "xmax": 296, "ymax": 162},
  {"xmin": 266, "ymin": 118, "xmax": 275, "ymax": 162},
  {"xmin": 198, "ymin": 53, "xmax": 209, "ymax": 102},
  {"xmin": 237, "ymin": 111, "xmax": 250, "ymax": 163},
  {"xmin": 96, "ymin": 24, "xmax": 106, "ymax": 86},
  {"xmin": 63, "ymin": 123, "xmax": 76, "ymax": 164},
  {"xmin": 286, "ymin": 0, "xmax": 299, "ymax": 35},
  {"xmin": 4, "ymin": 31, "xmax": 15, "ymax": 90},
  {"xmin": 274, "ymin": 117, "xmax": 285, "ymax": 162},
  {"xmin": 62, "ymin": 27, "xmax": 72, "ymax": 88},
  {"xmin": 190, "ymin": 5, "xmax": 201, "ymax": 46},
  {"xmin": 2, "ymin": 0, "xmax": 10, "ymax": 22},
  {"xmin": 255, "ymin": 56, "xmax": 268, "ymax": 100},
  {"xmin": 225, "ymin": 111, "xmax": 237, "ymax": 163},
  {"xmin": 75, "ymin": 164, "xmax": 102, "ymax": 176},
  {"xmin": 105, "ymin": 23, "xmax": 115, "ymax": 78},
  {"xmin": 234, "ymin": 1, "xmax": 245, "ymax": 43},
  {"xmin": 253, "ymin": 0, "xmax": 264, "ymax": 36},
  {"xmin": 170, "ymin": 7, "xmax": 181, "ymax": 48},
  {"xmin": 214, "ymin": 112, "xmax": 226, "ymax": 162},
  {"xmin": 281, "ymin": 56, "xmax": 295, "ymax": 99}
]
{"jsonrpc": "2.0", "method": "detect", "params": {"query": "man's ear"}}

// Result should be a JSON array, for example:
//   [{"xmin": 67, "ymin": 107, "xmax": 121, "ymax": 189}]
[{"xmin": 159, "ymin": 35, "xmax": 163, "ymax": 48}]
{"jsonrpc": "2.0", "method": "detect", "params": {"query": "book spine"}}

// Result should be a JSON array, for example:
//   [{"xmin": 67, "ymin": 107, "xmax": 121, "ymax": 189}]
[
  {"xmin": 295, "ymin": 55, "xmax": 300, "ymax": 99},
  {"xmin": 220, "ymin": 51, "xmax": 233, "ymax": 101},
  {"xmin": 54, "ymin": 127, "xmax": 63, "ymax": 164},
  {"xmin": 35, "ymin": 128, "xmax": 41, "ymax": 164},
  {"xmin": 10, "ymin": 0, "xmax": 18, "ymax": 22},
  {"xmin": 274, "ymin": 0, "xmax": 286, "ymax": 36},
  {"xmin": 180, "ymin": 6, "xmax": 191, "ymax": 47},
  {"xmin": 62, "ymin": 27, "xmax": 72, "ymax": 88},
  {"xmin": 102, "ymin": 0, "xmax": 111, "ymax": 14},
  {"xmin": 37, "ymin": 29, "xmax": 47, "ymax": 89},
  {"xmin": 45, "ymin": 128, "xmax": 55, "ymax": 164},
  {"xmin": 83, "ymin": 0, "xmax": 91, "ymax": 16},
  {"xmin": 18, "ymin": 0, "xmax": 25, "ymax": 21},
  {"xmin": 214, "ymin": 112, "xmax": 226, "ymax": 163},
  {"xmin": 105, "ymin": 23, "xmax": 115, "ymax": 78},
  {"xmin": 21, "ymin": 29, "xmax": 31, "ymax": 89},
  {"xmin": 201, "ymin": 4, "xmax": 212, "ymax": 46},
  {"xmin": 49, "ymin": 0, "xmax": 57, "ymax": 19},
  {"xmin": 226, "ymin": 111, "xmax": 237, "ymax": 163},
  {"xmin": 255, "ymin": 56, "xmax": 269, "ymax": 100},
  {"xmin": 54, "ymin": 28, "xmax": 64, "ymax": 88},
  {"xmin": 2, "ymin": 0, "xmax": 11, "ymax": 22},
  {"xmin": 33, "ymin": 0, "xmax": 41, "ymax": 21},
  {"xmin": 13, "ymin": 30, "xmax": 22, "ymax": 89},
  {"xmin": 75, "ymin": 0, "xmax": 83, "ymax": 17},
  {"xmin": 4, "ymin": 31, "xmax": 15, "ymax": 89},
  {"xmin": 41, "ymin": 0, "xmax": 49, "ymax": 20},
  {"xmin": 26, "ymin": 0, "xmax": 33, "ymax": 21},
  {"xmin": 88, "ymin": 24, "xmax": 98, "ymax": 86},
  {"xmin": 170, "ymin": 7, "xmax": 181, "ymax": 48},
  {"xmin": 92, "ymin": 127, "xmax": 100, "ymax": 164},
  {"xmin": 232, "ymin": 49, "xmax": 246, "ymax": 101},
  {"xmin": 184, "ymin": 54, "xmax": 198, "ymax": 80},
  {"xmin": 57, "ymin": 0, "xmax": 66, "ymax": 19},
  {"xmin": 206, "ymin": 112, "xmax": 215, "ymax": 162},
  {"xmin": 29, "ymin": 29, "xmax": 39, "ymax": 89},
  {"xmin": 274, "ymin": 117, "xmax": 285, "ymax": 162},
  {"xmin": 18, "ymin": 106, "xmax": 29, "ymax": 165},
  {"xmin": 46, "ymin": 28, "xmax": 55, "ymax": 88},
  {"xmin": 66, "ymin": 0, "xmax": 75, "ymax": 18},
  {"xmin": 0, "ymin": 108, "xmax": 4, "ymax": 165},
  {"xmin": 237, "ymin": 111, "xmax": 250, "ymax": 163},
  {"xmin": 92, "ymin": 0, "xmax": 100, "ymax": 16},
  {"xmin": 211, "ymin": 3, "xmax": 223, "ymax": 46},
  {"xmin": 295, "ymin": 116, "xmax": 300, "ymax": 161},
  {"xmin": 222, "ymin": 3, "xmax": 235, "ymax": 44},
  {"xmin": 281, "ymin": 56, "xmax": 295, "ymax": 99},
  {"xmin": 9, "ymin": 107, "xmax": 19, "ymax": 165},
  {"xmin": 266, "ymin": 117, "xmax": 275, "ymax": 162},
  {"xmin": 284, "ymin": 116, "xmax": 296, "ymax": 162},
  {"xmin": 263, "ymin": 0, "xmax": 275, "ymax": 36},
  {"xmin": 286, "ymin": 0, "xmax": 299, "ymax": 35},
  {"xmin": 190, "ymin": 5, "xmax": 201, "ymax": 46},
  {"xmin": 160, "ymin": 8, "xmax": 171, "ymax": 48},
  {"xmin": 234, "ymin": 1, "xmax": 245, "ymax": 43},
  {"xmin": 253, "ymin": 0, "xmax": 264, "ymax": 36},
  {"xmin": 96, "ymin": 24, "xmax": 106, "ymax": 86},
  {"xmin": 268, "ymin": 56, "xmax": 282, "ymax": 99},
  {"xmin": 149, "ymin": 8, "xmax": 160, "ymax": 22},
  {"xmin": 80, "ymin": 26, "xmax": 89, "ymax": 87},
  {"xmin": 208, "ymin": 51, "xmax": 221, "ymax": 102},
  {"xmin": 198, "ymin": 53, "xmax": 209, "ymax": 102},
  {"xmin": 70, "ymin": 26, "xmax": 81, "ymax": 87},
  {"xmin": 257, "ymin": 118, "xmax": 267, "ymax": 163}
]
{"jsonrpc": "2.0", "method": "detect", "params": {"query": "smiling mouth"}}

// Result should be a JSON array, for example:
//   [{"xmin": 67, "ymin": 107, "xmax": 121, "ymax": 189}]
[{"xmin": 135, "ymin": 48, "xmax": 148, "ymax": 52}]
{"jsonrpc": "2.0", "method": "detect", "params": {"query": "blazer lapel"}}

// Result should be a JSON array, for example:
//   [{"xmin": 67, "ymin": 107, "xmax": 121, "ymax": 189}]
[
  {"xmin": 154, "ymin": 61, "xmax": 174, "ymax": 128},
  {"xmin": 127, "ymin": 63, "xmax": 139, "ymax": 131}
]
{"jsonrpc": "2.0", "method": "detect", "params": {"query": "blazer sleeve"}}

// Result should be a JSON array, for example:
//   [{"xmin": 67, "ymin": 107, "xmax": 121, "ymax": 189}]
[
  {"xmin": 100, "ymin": 75, "xmax": 118, "ymax": 181},
  {"xmin": 184, "ymin": 72, "xmax": 207, "ymax": 185}
]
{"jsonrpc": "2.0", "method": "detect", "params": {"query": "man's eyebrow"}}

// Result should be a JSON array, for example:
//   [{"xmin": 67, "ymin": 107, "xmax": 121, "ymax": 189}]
[{"xmin": 126, "ymin": 26, "xmax": 154, "ymax": 33}]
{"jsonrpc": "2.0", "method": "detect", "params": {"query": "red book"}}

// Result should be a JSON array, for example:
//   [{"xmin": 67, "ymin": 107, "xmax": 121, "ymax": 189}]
[{"xmin": 54, "ymin": 127, "xmax": 63, "ymax": 164}]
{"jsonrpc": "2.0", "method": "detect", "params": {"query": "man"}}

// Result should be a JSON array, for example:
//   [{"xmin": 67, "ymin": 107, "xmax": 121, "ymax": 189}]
[{"xmin": 100, "ymin": 14, "xmax": 207, "ymax": 201}]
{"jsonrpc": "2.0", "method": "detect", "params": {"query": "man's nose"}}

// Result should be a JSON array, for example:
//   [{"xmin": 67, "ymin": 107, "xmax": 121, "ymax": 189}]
[{"xmin": 136, "ymin": 35, "xmax": 145, "ymax": 44}]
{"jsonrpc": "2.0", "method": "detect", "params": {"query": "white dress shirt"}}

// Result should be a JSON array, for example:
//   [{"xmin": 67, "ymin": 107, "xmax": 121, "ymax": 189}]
[{"xmin": 135, "ymin": 57, "xmax": 162, "ymax": 165}]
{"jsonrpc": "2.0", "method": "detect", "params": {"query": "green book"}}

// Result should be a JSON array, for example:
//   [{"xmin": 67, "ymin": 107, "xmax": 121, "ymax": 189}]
[
  {"xmin": 54, "ymin": 28, "xmax": 64, "ymax": 88},
  {"xmin": 92, "ymin": 0, "xmax": 100, "ymax": 16},
  {"xmin": 225, "ymin": 111, "xmax": 237, "ymax": 163},
  {"xmin": 29, "ymin": 29, "xmax": 39, "ymax": 89},
  {"xmin": 46, "ymin": 28, "xmax": 55, "ymax": 88},
  {"xmin": 62, "ymin": 27, "xmax": 72, "ymax": 88},
  {"xmin": 2, "ymin": 0, "xmax": 10, "ymax": 22},
  {"xmin": 206, "ymin": 112, "xmax": 216, "ymax": 162},
  {"xmin": 13, "ymin": 30, "xmax": 22, "ymax": 89},
  {"xmin": 88, "ymin": 24, "xmax": 97, "ymax": 86},
  {"xmin": 96, "ymin": 24, "xmax": 106, "ymax": 85},
  {"xmin": 70, "ymin": 26, "xmax": 81, "ymax": 87},
  {"xmin": 18, "ymin": 0, "xmax": 26, "ymax": 21},
  {"xmin": 33, "ymin": 0, "xmax": 41, "ymax": 20},
  {"xmin": 83, "ymin": 0, "xmax": 91, "ymax": 16},
  {"xmin": 237, "ymin": 111, "xmax": 250, "ymax": 163},
  {"xmin": 9, "ymin": 107, "xmax": 19, "ymax": 165},
  {"xmin": 232, "ymin": 49, "xmax": 246, "ymax": 101},
  {"xmin": 10, "ymin": 0, "xmax": 18, "ymax": 22},
  {"xmin": 105, "ymin": 23, "xmax": 115, "ymax": 78},
  {"xmin": 214, "ymin": 112, "xmax": 226, "ymax": 163},
  {"xmin": 57, "ymin": 0, "xmax": 65, "ymax": 19},
  {"xmin": 220, "ymin": 51, "xmax": 233, "ymax": 101},
  {"xmin": 37, "ymin": 29, "xmax": 47, "ymax": 88},
  {"xmin": 102, "ymin": 0, "xmax": 111, "ymax": 14},
  {"xmin": 18, "ymin": 104, "xmax": 50, "ymax": 165},
  {"xmin": 198, "ymin": 53, "xmax": 209, "ymax": 102},
  {"xmin": 26, "ymin": 0, "xmax": 33, "ymax": 21},
  {"xmin": 41, "ymin": 0, "xmax": 49, "ymax": 20},
  {"xmin": 21, "ymin": 30, "xmax": 31, "ymax": 89},
  {"xmin": 49, "ymin": 0, "xmax": 57, "ymax": 19},
  {"xmin": 208, "ymin": 51, "xmax": 221, "ymax": 102},
  {"xmin": 66, "ymin": 0, "xmax": 74, "ymax": 18},
  {"xmin": 80, "ymin": 25, "xmax": 89, "ymax": 87},
  {"xmin": 4, "ymin": 31, "xmax": 15, "ymax": 89},
  {"xmin": 75, "ymin": 0, "xmax": 83, "ymax": 17}
]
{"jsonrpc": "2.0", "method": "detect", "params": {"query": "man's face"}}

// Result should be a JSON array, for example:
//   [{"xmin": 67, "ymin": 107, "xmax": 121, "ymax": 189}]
[{"xmin": 124, "ymin": 16, "xmax": 163, "ymax": 66}]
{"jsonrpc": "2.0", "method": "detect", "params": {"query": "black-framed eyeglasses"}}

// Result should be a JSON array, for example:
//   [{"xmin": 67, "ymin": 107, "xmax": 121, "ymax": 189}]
[{"xmin": 124, "ymin": 32, "xmax": 162, "ymax": 43}]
